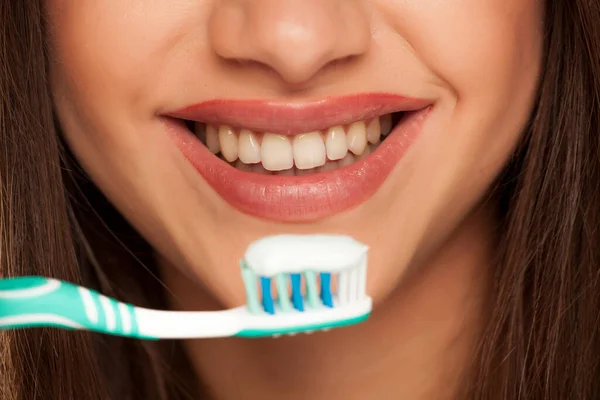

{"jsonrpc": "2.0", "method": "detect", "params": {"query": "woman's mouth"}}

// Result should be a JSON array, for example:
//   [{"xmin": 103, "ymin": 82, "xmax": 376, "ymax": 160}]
[
  {"xmin": 187, "ymin": 113, "xmax": 402, "ymax": 176},
  {"xmin": 165, "ymin": 94, "xmax": 432, "ymax": 222}
]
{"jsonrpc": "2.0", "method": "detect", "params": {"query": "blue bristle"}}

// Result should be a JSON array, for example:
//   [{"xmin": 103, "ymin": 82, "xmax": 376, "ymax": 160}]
[
  {"xmin": 290, "ymin": 273, "xmax": 304, "ymax": 311},
  {"xmin": 260, "ymin": 277, "xmax": 275, "ymax": 314},
  {"xmin": 320, "ymin": 272, "xmax": 333, "ymax": 307}
]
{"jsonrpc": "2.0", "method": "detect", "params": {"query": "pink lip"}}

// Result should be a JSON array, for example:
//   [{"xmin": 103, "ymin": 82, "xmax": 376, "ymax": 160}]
[
  {"xmin": 165, "ymin": 93, "xmax": 433, "ymax": 222},
  {"xmin": 167, "ymin": 93, "xmax": 431, "ymax": 135}
]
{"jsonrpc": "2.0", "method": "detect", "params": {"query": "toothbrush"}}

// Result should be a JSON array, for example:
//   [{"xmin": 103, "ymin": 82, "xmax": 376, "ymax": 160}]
[{"xmin": 0, "ymin": 234, "xmax": 372, "ymax": 339}]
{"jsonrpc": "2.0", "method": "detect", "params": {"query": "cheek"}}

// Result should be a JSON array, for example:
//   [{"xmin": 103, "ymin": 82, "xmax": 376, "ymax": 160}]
[
  {"xmin": 389, "ymin": 0, "xmax": 543, "ymax": 100},
  {"xmin": 45, "ymin": 1, "xmax": 202, "ymax": 205},
  {"xmin": 411, "ymin": 0, "xmax": 542, "ymax": 165},
  {"xmin": 45, "ymin": 1, "xmax": 199, "ymax": 132},
  {"xmin": 375, "ymin": 0, "xmax": 543, "ymax": 205},
  {"xmin": 374, "ymin": 0, "xmax": 543, "ymax": 264},
  {"xmin": 45, "ymin": 3, "xmax": 183, "ymax": 248}
]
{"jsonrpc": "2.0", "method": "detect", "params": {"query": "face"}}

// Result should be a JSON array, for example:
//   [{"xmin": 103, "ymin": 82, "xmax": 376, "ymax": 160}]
[{"xmin": 46, "ymin": 0, "xmax": 542, "ymax": 307}]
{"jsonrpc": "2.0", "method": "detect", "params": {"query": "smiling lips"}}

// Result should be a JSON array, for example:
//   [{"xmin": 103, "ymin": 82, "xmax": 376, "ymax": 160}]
[{"xmin": 166, "ymin": 93, "xmax": 432, "ymax": 222}]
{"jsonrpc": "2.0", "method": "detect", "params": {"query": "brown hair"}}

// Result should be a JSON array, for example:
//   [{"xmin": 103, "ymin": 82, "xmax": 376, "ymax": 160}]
[{"xmin": 1, "ymin": 0, "xmax": 599, "ymax": 399}]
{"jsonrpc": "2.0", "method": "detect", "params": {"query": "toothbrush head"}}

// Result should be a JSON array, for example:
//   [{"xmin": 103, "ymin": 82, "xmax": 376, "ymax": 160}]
[
  {"xmin": 0, "ymin": 235, "xmax": 371, "ymax": 340},
  {"xmin": 236, "ymin": 234, "xmax": 372, "ymax": 338}
]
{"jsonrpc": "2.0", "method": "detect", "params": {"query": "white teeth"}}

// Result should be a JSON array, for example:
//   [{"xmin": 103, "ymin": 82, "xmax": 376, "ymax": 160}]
[
  {"xmin": 238, "ymin": 129, "xmax": 261, "ymax": 164},
  {"xmin": 357, "ymin": 144, "xmax": 372, "ymax": 160},
  {"xmin": 325, "ymin": 126, "xmax": 348, "ymax": 161},
  {"xmin": 366, "ymin": 118, "xmax": 380, "ymax": 144},
  {"xmin": 206, "ymin": 125, "xmax": 220, "ymax": 154},
  {"xmin": 261, "ymin": 133, "xmax": 294, "ymax": 171},
  {"xmin": 200, "ymin": 114, "xmax": 395, "ymax": 173},
  {"xmin": 293, "ymin": 132, "xmax": 326, "ymax": 170},
  {"xmin": 346, "ymin": 121, "xmax": 367, "ymax": 156},
  {"xmin": 219, "ymin": 125, "xmax": 238, "ymax": 162},
  {"xmin": 380, "ymin": 114, "xmax": 393, "ymax": 136}
]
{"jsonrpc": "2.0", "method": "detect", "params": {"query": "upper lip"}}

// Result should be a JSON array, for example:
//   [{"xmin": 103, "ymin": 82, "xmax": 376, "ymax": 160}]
[{"xmin": 166, "ymin": 93, "xmax": 432, "ymax": 135}]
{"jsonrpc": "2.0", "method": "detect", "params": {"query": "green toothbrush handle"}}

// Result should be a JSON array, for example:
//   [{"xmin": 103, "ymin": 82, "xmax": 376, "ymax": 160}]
[{"xmin": 0, "ymin": 276, "xmax": 148, "ymax": 339}]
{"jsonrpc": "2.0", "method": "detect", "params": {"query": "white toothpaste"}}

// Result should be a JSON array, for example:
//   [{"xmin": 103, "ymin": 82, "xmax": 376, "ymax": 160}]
[{"xmin": 244, "ymin": 234, "xmax": 369, "ymax": 276}]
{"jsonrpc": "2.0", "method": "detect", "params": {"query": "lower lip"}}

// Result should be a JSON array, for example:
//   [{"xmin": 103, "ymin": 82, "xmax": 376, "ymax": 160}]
[{"xmin": 166, "ymin": 108, "xmax": 431, "ymax": 222}]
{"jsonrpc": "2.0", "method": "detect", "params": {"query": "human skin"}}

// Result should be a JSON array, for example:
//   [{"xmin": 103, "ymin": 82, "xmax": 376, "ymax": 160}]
[{"xmin": 46, "ymin": 0, "xmax": 542, "ymax": 398}]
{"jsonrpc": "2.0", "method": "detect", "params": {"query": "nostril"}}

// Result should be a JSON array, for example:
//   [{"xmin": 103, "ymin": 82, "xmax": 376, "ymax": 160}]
[
  {"xmin": 223, "ymin": 58, "xmax": 284, "ymax": 82},
  {"xmin": 222, "ymin": 55, "xmax": 357, "ymax": 90},
  {"xmin": 208, "ymin": 0, "xmax": 371, "ymax": 87}
]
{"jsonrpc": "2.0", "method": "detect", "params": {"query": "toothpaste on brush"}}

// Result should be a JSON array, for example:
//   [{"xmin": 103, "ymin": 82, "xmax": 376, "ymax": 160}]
[{"xmin": 0, "ymin": 234, "xmax": 372, "ymax": 339}]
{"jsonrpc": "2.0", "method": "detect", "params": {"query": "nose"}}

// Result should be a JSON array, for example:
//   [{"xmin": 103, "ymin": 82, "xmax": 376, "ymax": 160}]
[{"xmin": 209, "ymin": 0, "xmax": 371, "ymax": 86}]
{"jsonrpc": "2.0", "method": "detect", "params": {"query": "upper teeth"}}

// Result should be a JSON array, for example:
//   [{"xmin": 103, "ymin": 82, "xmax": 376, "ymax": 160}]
[{"xmin": 195, "ymin": 114, "xmax": 393, "ymax": 172}]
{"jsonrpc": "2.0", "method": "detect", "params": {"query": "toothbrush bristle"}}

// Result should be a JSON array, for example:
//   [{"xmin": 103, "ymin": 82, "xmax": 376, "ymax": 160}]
[
  {"xmin": 290, "ymin": 274, "xmax": 304, "ymax": 311},
  {"xmin": 241, "ymin": 260, "xmax": 367, "ymax": 315},
  {"xmin": 320, "ymin": 272, "xmax": 333, "ymax": 307},
  {"xmin": 260, "ymin": 277, "xmax": 275, "ymax": 315}
]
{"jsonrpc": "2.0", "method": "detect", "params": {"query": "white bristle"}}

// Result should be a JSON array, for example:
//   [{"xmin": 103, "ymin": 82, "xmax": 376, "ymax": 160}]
[
  {"xmin": 356, "ymin": 267, "xmax": 362, "ymax": 298},
  {"xmin": 338, "ymin": 270, "xmax": 349, "ymax": 304},
  {"xmin": 348, "ymin": 267, "xmax": 359, "ymax": 301}
]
